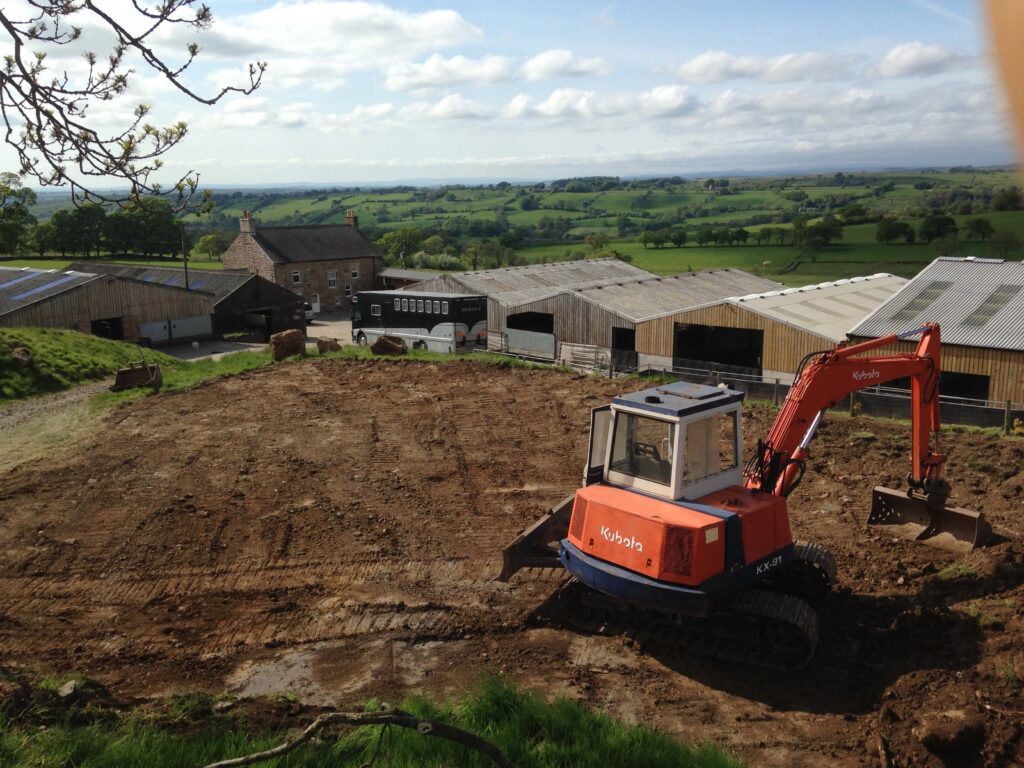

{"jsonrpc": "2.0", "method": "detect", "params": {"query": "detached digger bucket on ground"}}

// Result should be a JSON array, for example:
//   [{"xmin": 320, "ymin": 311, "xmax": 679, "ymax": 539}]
[
  {"xmin": 111, "ymin": 362, "xmax": 163, "ymax": 392},
  {"xmin": 867, "ymin": 486, "xmax": 992, "ymax": 552}
]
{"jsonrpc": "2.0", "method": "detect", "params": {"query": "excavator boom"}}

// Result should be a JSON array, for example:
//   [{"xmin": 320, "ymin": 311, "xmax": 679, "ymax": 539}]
[{"xmin": 746, "ymin": 323, "xmax": 990, "ymax": 551}]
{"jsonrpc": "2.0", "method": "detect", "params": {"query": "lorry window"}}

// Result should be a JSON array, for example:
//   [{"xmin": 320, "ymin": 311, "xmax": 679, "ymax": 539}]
[
  {"xmin": 394, "ymin": 298, "xmax": 400, "ymax": 310},
  {"xmin": 425, "ymin": 301, "xmax": 432, "ymax": 314},
  {"xmin": 417, "ymin": 300, "xmax": 424, "ymax": 312},
  {"xmin": 433, "ymin": 301, "xmax": 440, "ymax": 313},
  {"xmin": 371, "ymin": 304, "xmax": 381, "ymax": 317},
  {"xmin": 610, "ymin": 413, "xmax": 674, "ymax": 486},
  {"xmin": 442, "ymin": 301, "xmax": 449, "ymax": 314},
  {"xmin": 402, "ymin": 299, "xmax": 409, "ymax": 312}
]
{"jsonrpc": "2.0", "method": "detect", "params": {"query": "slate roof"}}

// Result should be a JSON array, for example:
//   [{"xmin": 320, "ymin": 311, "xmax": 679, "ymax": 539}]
[
  {"xmin": 0, "ymin": 267, "xmax": 101, "ymax": 316},
  {"xmin": 252, "ymin": 225, "xmax": 381, "ymax": 264},
  {"xmin": 67, "ymin": 262, "xmax": 250, "ymax": 303},
  {"xmin": 849, "ymin": 257, "xmax": 1024, "ymax": 351}
]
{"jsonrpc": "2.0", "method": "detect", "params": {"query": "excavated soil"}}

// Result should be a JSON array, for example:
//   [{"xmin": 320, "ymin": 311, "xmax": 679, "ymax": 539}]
[{"xmin": 1, "ymin": 358, "xmax": 1023, "ymax": 767}]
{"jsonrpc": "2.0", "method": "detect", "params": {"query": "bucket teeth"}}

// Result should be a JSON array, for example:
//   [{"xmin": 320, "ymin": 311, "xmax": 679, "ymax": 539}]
[{"xmin": 867, "ymin": 485, "xmax": 992, "ymax": 553}]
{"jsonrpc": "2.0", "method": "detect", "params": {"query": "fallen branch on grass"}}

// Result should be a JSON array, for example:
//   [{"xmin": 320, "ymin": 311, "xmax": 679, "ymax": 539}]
[{"xmin": 200, "ymin": 707, "xmax": 514, "ymax": 768}]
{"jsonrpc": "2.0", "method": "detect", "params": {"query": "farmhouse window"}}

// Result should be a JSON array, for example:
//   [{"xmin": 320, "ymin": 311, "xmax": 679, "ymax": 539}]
[
  {"xmin": 394, "ymin": 298, "xmax": 401, "ymax": 310},
  {"xmin": 327, "ymin": 270, "xmax": 338, "ymax": 288},
  {"xmin": 345, "ymin": 284, "xmax": 352, "ymax": 297},
  {"xmin": 433, "ymin": 301, "xmax": 440, "ymax": 314},
  {"xmin": 291, "ymin": 271, "xmax": 301, "ymax": 284},
  {"xmin": 417, "ymin": 300, "xmax": 424, "ymax": 312},
  {"xmin": 402, "ymin": 299, "xmax": 409, "ymax": 311},
  {"xmin": 351, "ymin": 265, "xmax": 359, "ymax": 278},
  {"xmin": 371, "ymin": 304, "xmax": 382, "ymax": 317},
  {"xmin": 442, "ymin": 301, "xmax": 449, "ymax": 314}
]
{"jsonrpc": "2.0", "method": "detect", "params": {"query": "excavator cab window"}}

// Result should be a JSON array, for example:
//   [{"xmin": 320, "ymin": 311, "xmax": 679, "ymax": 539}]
[
  {"xmin": 609, "ymin": 413, "xmax": 675, "ymax": 486},
  {"xmin": 682, "ymin": 411, "xmax": 739, "ymax": 483}
]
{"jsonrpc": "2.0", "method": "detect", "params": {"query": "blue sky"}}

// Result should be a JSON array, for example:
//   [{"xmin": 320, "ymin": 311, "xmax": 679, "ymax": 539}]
[{"xmin": 5, "ymin": 0, "xmax": 1014, "ymax": 185}]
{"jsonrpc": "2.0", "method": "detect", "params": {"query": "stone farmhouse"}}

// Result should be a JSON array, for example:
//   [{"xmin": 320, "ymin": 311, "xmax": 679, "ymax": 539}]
[{"xmin": 222, "ymin": 210, "xmax": 382, "ymax": 313}]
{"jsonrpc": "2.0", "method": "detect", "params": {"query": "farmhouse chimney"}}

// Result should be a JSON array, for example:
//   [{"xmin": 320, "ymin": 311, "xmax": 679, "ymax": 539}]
[
  {"xmin": 344, "ymin": 209, "xmax": 358, "ymax": 228},
  {"xmin": 239, "ymin": 210, "xmax": 255, "ymax": 234}
]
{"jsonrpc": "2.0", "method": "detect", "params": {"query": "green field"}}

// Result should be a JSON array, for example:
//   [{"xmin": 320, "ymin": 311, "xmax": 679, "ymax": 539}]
[
  {"xmin": 0, "ymin": 257, "xmax": 224, "ymax": 271},
  {"xmin": 28, "ymin": 168, "xmax": 1024, "ymax": 286}
]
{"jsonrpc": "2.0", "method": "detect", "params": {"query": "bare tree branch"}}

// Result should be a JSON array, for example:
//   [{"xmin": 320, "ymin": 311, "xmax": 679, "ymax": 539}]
[
  {"xmin": 200, "ymin": 708, "xmax": 515, "ymax": 768},
  {"xmin": 0, "ymin": 1, "xmax": 266, "ymax": 210}
]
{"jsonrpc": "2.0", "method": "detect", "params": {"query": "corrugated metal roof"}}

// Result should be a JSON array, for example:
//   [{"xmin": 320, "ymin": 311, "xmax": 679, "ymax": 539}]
[
  {"xmin": 67, "ymin": 262, "xmax": 248, "ymax": 303},
  {"xmin": 0, "ymin": 267, "xmax": 100, "ymax": 316},
  {"xmin": 440, "ymin": 258, "xmax": 654, "ymax": 304},
  {"xmin": 381, "ymin": 268, "xmax": 439, "ymax": 281},
  {"xmin": 849, "ymin": 257, "xmax": 1024, "ymax": 351},
  {"xmin": 723, "ymin": 273, "xmax": 908, "ymax": 341},
  {"xmin": 560, "ymin": 269, "xmax": 785, "ymax": 322}
]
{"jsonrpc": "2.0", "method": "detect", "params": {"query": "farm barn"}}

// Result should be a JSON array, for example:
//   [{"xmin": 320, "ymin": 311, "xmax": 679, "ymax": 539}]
[
  {"xmin": 635, "ymin": 273, "xmax": 907, "ymax": 379},
  {"xmin": 493, "ymin": 269, "xmax": 781, "ymax": 367},
  {"xmin": 0, "ymin": 266, "xmax": 214, "ymax": 343},
  {"xmin": 69, "ymin": 263, "xmax": 306, "ymax": 341},
  {"xmin": 408, "ymin": 259, "xmax": 779, "ymax": 365},
  {"xmin": 380, "ymin": 267, "xmax": 438, "ymax": 289},
  {"xmin": 850, "ymin": 257, "xmax": 1024, "ymax": 403}
]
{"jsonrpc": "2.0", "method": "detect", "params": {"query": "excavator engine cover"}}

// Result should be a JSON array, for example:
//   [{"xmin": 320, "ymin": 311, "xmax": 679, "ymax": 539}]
[{"xmin": 867, "ymin": 486, "xmax": 992, "ymax": 552}]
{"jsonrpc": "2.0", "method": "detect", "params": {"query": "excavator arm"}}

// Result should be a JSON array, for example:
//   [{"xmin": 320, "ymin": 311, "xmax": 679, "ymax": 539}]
[{"xmin": 745, "ymin": 323, "xmax": 944, "ymax": 498}]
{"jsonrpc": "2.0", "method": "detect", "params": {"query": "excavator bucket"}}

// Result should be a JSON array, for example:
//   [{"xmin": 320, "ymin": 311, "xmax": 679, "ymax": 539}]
[
  {"xmin": 498, "ymin": 494, "xmax": 574, "ymax": 581},
  {"xmin": 867, "ymin": 486, "xmax": 992, "ymax": 552},
  {"xmin": 110, "ymin": 361, "xmax": 163, "ymax": 392}
]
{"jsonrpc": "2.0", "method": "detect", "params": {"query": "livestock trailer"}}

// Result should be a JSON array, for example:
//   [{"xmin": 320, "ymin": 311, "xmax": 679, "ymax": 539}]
[{"xmin": 351, "ymin": 290, "xmax": 487, "ymax": 352}]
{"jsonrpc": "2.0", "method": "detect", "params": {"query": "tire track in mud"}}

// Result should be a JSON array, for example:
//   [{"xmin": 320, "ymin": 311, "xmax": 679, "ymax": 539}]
[{"xmin": 0, "ymin": 556, "xmax": 563, "ymax": 657}]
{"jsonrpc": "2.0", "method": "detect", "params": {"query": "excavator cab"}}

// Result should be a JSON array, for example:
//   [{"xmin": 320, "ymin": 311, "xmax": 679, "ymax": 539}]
[
  {"xmin": 499, "ymin": 381, "xmax": 747, "ymax": 581},
  {"xmin": 593, "ymin": 382, "xmax": 744, "ymax": 501}
]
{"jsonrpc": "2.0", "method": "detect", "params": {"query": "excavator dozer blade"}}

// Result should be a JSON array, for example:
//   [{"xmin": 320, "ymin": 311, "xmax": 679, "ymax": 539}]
[
  {"xmin": 498, "ymin": 494, "xmax": 575, "ymax": 582},
  {"xmin": 867, "ymin": 486, "xmax": 993, "ymax": 553}
]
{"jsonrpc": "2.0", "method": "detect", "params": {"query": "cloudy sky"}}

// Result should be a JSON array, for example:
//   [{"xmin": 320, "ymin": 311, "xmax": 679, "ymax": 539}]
[{"xmin": 3, "ymin": 0, "xmax": 1016, "ymax": 184}]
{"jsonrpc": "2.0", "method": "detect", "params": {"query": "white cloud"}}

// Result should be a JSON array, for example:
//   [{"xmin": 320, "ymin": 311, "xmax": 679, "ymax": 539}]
[
  {"xmin": 506, "ymin": 85, "xmax": 695, "ymax": 122},
  {"xmin": 521, "ymin": 50, "xmax": 610, "ymax": 81},
  {"xmin": 385, "ymin": 54, "xmax": 515, "ymax": 90},
  {"xmin": 189, "ymin": 1, "xmax": 482, "ymax": 93},
  {"xmin": 874, "ymin": 41, "xmax": 973, "ymax": 77},
  {"xmin": 418, "ymin": 94, "xmax": 493, "ymax": 120},
  {"xmin": 672, "ymin": 50, "xmax": 865, "ymax": 84}
]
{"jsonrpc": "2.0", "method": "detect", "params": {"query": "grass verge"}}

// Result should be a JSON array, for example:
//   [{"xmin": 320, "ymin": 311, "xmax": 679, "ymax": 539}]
[{"xmin": 0, "ymin": 678, "xmax": 743, "ymax": 768}]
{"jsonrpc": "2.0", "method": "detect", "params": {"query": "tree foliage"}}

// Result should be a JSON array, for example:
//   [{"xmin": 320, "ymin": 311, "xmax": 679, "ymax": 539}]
[
  {"xmin": 0, "ymin": 1, "xmax": 266, "ymax": 207},
  {"xmin": 0, "ymin": 172, "xmax": 36, "ymax": 252}
]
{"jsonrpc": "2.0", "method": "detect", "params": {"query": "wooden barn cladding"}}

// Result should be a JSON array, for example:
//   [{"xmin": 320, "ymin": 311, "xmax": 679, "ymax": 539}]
[
  {"xmin": 0, "ymin": 267, "xmax": 214, "ymax": 343},
  {"xmin": 637, "ymin": 301, "xmax": 837, "ymax": 373}
]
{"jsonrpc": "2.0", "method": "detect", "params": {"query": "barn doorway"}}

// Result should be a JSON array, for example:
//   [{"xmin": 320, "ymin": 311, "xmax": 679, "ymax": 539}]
[
  {"xmin": 611, "ymin": 327, "xmax": 637, "ymax": 370},
  {"xmin": 888, "ymin": 372, "xmax": 990, "ymax": 401},
  {"xmin": 673, "ymin": 323, "xmax": 763, "ymax": 375},
  {"xmin": 505, "ymin": 311, "xmax": 555, "ymax": 359},
  {"xmin": 91, "ymin": 317, "xmax": 124, "ymax": 340}
]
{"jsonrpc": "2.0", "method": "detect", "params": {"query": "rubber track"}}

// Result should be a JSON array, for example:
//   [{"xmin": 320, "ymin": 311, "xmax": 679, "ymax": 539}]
[
  {"xmin": 550, "ymin": 581, "xmax": 819, "ymax": 671},
  {"xmin": 792, "ymin": 539, "xmax": 838, "ymax": 585}
]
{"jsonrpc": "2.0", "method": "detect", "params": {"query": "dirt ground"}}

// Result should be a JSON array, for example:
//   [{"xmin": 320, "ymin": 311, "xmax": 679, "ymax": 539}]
[{"xmin": 1, "ymin": 358, "xmax": 1022, "ymax": 767}]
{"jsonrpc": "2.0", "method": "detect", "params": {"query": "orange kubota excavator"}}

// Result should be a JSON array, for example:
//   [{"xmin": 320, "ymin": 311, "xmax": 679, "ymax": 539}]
[{"xmin": 500, "ymin": 323, "xmax": 992, "ymax": 669}]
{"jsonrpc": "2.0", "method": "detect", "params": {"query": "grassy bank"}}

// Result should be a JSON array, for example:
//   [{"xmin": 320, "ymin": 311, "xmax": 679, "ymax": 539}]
[
  {"xmin": 0, "ymin": 328, "xmax": 182, "ymax": 401},
  {"xmin": 0, "ymin": 328, "xmax": 566, "ymax": 404},
  {"xmin": 0, "ymin": 678, "xmax": 742, "ymax": 768}
]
